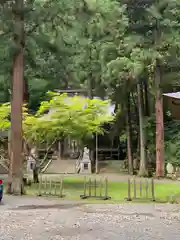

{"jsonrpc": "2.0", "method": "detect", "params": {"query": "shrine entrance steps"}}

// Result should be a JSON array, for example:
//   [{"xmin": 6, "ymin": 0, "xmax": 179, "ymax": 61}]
[{"xmin": 44, "ymin": 160, "xmax": 77, "ymax": 174}]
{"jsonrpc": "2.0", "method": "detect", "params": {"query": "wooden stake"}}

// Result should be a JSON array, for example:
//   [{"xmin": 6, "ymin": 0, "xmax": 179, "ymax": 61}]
[
  {"xmin": 94, "ymin": 179, "xmax": 96, "ymax": 197},
  {"xmin": 105, "ymin": 178, "xmax": 108, "ymax": 199},
  {"xmin": 145, "ymin": 179, "xmax": 148, "ymax": 198},
  {"xmin": 127, "ymin": 178, "xmax": 131, "ymax": 201},
  {"xmin": 151, "ymin": 178, "xmax": 155, "ymax": 201},
  {"xmin": 54, "ymin": 181, "xmax": 57, "ymax": 196},
  {"xmin": 83, "ymin": 177, "xmax": 86, "ymax": 196},
  {"xmin": 38, "ymin": 175, "xmax": 42, "ymax": 196},
  {"xmin": 133, "ymin": 178, "xmax": 136, "ymax": 199},
  {"xmin": 140, "ymin": 179, "xmax": 142, "ymax": 197},
  {"xmin": 59, "ymin": 178, "xmax": 63, "ymax": 197},
  {"xmin": 44, "ymin": 178, "xmax": 47, "ymax": 195},
  {"xmin": 89, "ymin": 178, "xmax": 91, "ymax": 197},
  {"xmin": 49, "ymin": 180, "xmax": 52, "ymax": 195},
  {"xmin": 99, "ymin": 178, "xmax": 102, "ymax": 197}
]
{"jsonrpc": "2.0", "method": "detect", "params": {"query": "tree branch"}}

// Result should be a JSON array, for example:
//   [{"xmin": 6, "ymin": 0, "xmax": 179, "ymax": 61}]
[
  {"xmin": 0, "ymin": 31, "xmax": 10, "ymax": 37},
  {"xmin": 26, "ymin": 0, "xmax": 60, "ymax": 36},
  {"xmin": 39, "ymin": 138, "xmax": 57, "ymax": 167},
  {"xmin": 0, "ymin": 0, "xmax": 10, "ymax": 5},
  {"xmin": 24, "ymin": 138, "xmax": 58, "ymax": 168}
]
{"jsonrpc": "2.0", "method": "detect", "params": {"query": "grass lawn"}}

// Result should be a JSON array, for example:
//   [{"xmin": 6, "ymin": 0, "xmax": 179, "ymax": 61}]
[{"xmin": 25, "ymin": 176, "xmax": 180, "ymax": 203}]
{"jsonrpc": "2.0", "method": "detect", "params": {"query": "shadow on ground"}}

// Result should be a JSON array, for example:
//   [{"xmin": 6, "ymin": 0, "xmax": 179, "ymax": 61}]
[{"xmin": 11, "ymin": 203, "xmax": 85, "ymax": 210}]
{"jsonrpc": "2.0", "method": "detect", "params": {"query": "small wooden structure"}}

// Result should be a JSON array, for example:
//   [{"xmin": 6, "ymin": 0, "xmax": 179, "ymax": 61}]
[
  {"xmin": 37, "ymin": 177, "xmax": 64, "ymax": 198},
  {"xmin": 163, "ymin": 92, "xmax": 180, "ymax": 120},
  {"xmin": 167, "ymin": 194, "xmax": 180, "ymax": 204},
  {"xmin": 126, "ymin": 178, "xmax": 155, "ymax": 201},
  {"xmin": 80, "ymin": 177, "xmax": 111, "ymax": 200}
]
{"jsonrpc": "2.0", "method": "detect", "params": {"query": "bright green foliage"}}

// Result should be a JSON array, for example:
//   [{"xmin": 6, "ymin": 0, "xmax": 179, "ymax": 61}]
[
  {"xmin": 24, "ymin": 93, "xmax": 114, "ymax": 145},
  {"xmin": 0, "ymin": 103, "xmax": 10, "ymax": 130},
  {"xmin": 0, "ymin": 94, "xmax": 114, "ymax": 146},
  {"xmin": 1, "ymin": 0, "xmax": 180, "ymax": 171}
]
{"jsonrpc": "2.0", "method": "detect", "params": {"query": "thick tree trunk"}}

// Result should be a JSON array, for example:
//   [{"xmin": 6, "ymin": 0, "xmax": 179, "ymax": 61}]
[
  {"xmin": 33, "ymin": 166, "xmax": 39, "ymax": 183},
  {"xmin": 143, "ymin": 79, "xmax": 150, "ymax": 116},
  {"xmin": 8, "ymin": 0, "xmax": 24, "ymax": 195},
  {"xmin": 155, "ymin": 62, "xmax": 164, "ymax": 177},
  {"xmin": 131, "ymin": 92, "xmax": 139, "ymax": 169},
  {"xmin": 134, "ymin": 131, "xmax": 140, "ymax": 170},
  {"xmin": 154, "ymin": 14, "xmax": 164, "ymax": 178},
  {"xmin": 126, "ymin": 93, "xmax": 133, "ymax": 175},
  {"xmin": 137, "ymin": 83, "xmax": 148, "ymax": 177}
]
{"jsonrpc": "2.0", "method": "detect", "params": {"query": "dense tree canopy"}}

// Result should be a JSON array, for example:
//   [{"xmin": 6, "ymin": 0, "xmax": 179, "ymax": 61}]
[
  {"xmin": 1, "ymin": 0, "xmax": 180, "ymax": 183},
  {"xmin": 0, "ymin": 94, "xmax": 114, "ymax": 143}
]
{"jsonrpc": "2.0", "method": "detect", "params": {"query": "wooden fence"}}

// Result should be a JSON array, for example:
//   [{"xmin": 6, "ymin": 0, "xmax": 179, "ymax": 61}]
[
  {"xmin": 37, "ymin": 177, "xmax": 64, "ymax": 198},
  {"xmin": 80, "ymin": 177, "xmax": 111, "ymax": 200},
  {"xmin": 126, "ymin": 178, "xmax": 155, "ymax": 201}
]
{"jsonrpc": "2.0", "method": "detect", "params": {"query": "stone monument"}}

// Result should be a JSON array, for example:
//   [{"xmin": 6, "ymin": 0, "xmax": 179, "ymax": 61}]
[
  {"xmin": 27, "ymin": 147, "xmax": 36, "ymax": 172},
  {"xmin": 166, "ymin": 163, "xmax": 174, "ymax": 174},
  {"xmin": 79, "ymin": 147, "xmax": 92, "ymax": 174},
  {"xmin": 166, "ymin": 163, "xmax": 175, "ymax": 179}
]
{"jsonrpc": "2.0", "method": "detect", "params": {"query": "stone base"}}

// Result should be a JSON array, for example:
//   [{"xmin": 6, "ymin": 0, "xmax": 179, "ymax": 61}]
[
  {"xmin": 79, "ymin": 162, "xmax": 92, "ymax": 174},
  {"xmin": 166, "ymin": 173, "xmax": 180, "ymax": 180}
]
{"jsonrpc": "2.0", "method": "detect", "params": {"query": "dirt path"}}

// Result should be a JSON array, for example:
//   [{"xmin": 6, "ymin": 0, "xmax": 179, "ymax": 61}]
[{"xmin": 0, "ymin": 195, "xmax": 180, "ymax": 239}]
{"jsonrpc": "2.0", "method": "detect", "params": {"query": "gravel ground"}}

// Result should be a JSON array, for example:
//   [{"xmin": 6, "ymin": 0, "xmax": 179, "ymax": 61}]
[{"xmin": 0, "ymin": 195, "xmax": 180, "ymax": 239}]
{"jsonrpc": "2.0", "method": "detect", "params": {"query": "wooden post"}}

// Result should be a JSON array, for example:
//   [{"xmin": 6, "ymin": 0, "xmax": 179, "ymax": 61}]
[
  {"xmin": 44, "ymin": 178, "xmax": 47, "ymax": 195},
  {"xmin": 95, "ymin": 133, "xmax": 98, "ymax": 174},
  {"xmin": 133, "ymin": 178, "xmax": 136, "ymax": 199},
  {"xmin": 105, "ymin": 178, "xmax": 108, "ymax": 199},
  {"xmin": 99, "ymin": 178, "xmax": 102, "ymax": 197},
  {"xmin": 83, "ymin": 176, "xmax": 86, "ymax": 197},
  {"xmin": 54, "ymin": 181, "xmax": 57, "ymax": 196},
  {"xmin": 139, "ymin": 179, "xmax": 142, "ymax": 197},
  {"xmin": 59, "ymin": 178, "xmax": 63, "ymax": 197},
  {"xmin": 49, "ymin": 180, "xmax": 52, "ymax": 195},
  {"xmin": 58, "ymin": 141, "xmax": 61, "ymax": 160},
  {"xmin": 127, "ymin": 178, "xmax": 132, "ymax": 201},
  {"xmin": 145, "ymin": 179, "xmax": 148, "ymax": 198},
  {"xmin": 38, "ymin": 175, "xmax": 42, "ymax": 196},
  {"xmin": 94, "ymin": 179, "xmax": 96, "ymax": 197},
  {"xmin": 151, "ymin": 178, "xmax": 155, "ymax": 201},
  {"xmin": 89, "ymin": 178, "xmax": 91, "ymax": 197}
]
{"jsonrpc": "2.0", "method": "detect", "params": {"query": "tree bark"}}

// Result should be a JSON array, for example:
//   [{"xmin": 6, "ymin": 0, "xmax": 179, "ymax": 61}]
[
  {"xmin": 155, "ymin": 61, "xmax": 164, "ymax": 177},
  {"xmin": 131, "ymin": 92, "xmax": 139, "ymax": 169},
  {"xmin": 154, "ymin": 13, "xmax": 164, "ymax": 178},
  {"xmin": 137, "ymin": 83, "xmax": 148, "ymax": 177},
  {"xmin": 33, "ymin": 166, "xmax": 39, "ymax": 183},
  {"xmin": 126, "ymin": 93, "xmax": 133, "ymax": 175},
  {"xmin": 8, "ymin": 0, "xmax": 24, "ymax": 195},
  {"xmin": 143, "ymin": 79, "xmax": 150, "ymax": 116}
]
